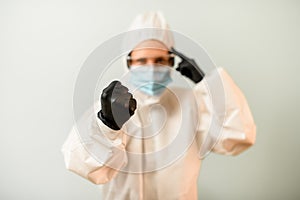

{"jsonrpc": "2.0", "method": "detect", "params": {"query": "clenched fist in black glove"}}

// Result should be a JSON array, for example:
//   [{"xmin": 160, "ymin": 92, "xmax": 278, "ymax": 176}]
[
  {"xmin": 171, "ymin": 47, "xmax": 205, "ymax": 83},
  {"xmin": 98, "ymin": 80, "xmax": 137, "ymax": 130}
]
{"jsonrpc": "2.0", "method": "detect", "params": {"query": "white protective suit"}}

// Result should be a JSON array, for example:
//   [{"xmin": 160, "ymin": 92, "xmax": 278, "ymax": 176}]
[{"xmin": 62, "ymin": 11, "xmax": 256, "ymax": 200}]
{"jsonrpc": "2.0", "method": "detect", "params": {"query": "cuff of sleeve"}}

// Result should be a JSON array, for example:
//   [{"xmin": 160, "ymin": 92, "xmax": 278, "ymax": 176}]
[{"xmin": 92, "ymin": 114, "xmax": 125, "ymax": 148}]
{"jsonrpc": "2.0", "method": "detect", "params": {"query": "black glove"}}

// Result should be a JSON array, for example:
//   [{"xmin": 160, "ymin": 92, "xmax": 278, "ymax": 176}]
[
  {"xmin": 171, "ymin": 47, "xmax": 205, "ymax": 83},
  {"xmin": 98, "ymin": 80, "xmax": 137, "ymax": 130}
]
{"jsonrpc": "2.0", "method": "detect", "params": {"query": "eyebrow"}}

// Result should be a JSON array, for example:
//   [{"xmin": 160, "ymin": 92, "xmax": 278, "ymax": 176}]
[
  {"xmin": 135, "ymin": 57, "xmax": 147, "ymax": 61},
  {"xmin": 130, "ymin": 55, "xmax": 171, "ymax": 60}
]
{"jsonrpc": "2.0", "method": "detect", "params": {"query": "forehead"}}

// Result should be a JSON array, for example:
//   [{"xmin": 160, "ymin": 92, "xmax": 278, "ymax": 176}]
[
  {"xmin": 131, "ymin": 48, "xmax": 169, "ymax": 58},
  {"xmin": 131, "ymin": 40, "xmax": 169, "ymax": 58}
]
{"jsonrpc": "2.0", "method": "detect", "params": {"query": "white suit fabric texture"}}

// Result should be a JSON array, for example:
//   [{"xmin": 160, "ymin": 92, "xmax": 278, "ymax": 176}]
[
  {"xmin": 122, "ymin": 11, "xmax": 174, "ymax": 53},
  {"xmin": 62, "ymin": 67, "xmax": 256, "ymax": 200}
]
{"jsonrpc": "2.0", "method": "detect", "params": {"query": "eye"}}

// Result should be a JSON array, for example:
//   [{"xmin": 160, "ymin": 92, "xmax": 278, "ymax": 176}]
[
  {"xmin": 133, "ymin": 58, "xmax": 147, "ymax": 65},
  {"xmin": 155, "ymin": 57, "xmax": 168, "ymax": 65}
]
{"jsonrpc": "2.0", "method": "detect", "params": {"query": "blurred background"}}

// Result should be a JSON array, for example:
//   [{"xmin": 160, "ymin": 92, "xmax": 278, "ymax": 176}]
[{"xmin": 1, "ymin": 0, "xmax": 299, "ymax": 199}]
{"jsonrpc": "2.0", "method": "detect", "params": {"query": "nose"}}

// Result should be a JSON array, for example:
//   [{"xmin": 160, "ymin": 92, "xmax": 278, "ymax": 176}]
[{"xmin": 146, "ymin": 58, "xmax": 157, "ymax": 65}]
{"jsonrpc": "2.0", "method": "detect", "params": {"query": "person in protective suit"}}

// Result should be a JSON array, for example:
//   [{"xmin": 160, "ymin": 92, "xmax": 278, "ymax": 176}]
[{"xmin": 62, "ymin": 11, "xmax": 256, "ymax": 200}]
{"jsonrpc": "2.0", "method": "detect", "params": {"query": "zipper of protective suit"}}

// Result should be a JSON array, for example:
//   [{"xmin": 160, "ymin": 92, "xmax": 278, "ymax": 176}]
[{"xmin": 136, "ymin": 108, "xmax": 144, "ymax": 200}]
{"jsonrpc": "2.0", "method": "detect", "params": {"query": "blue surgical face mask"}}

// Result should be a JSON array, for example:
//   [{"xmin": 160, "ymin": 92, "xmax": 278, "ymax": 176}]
[{"xmin": 129, "ymin": 65, "xmax": 173, "ymax": 96}]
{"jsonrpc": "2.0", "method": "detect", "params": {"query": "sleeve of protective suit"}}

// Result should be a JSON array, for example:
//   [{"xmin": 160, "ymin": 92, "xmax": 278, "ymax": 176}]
[
  {"xmin": 61, "ymin": 104, "xmax": 128, "ymax": 184},
  {"xmin": 194, "ymin": 67, "xmax": 256, "ymax": 156}
]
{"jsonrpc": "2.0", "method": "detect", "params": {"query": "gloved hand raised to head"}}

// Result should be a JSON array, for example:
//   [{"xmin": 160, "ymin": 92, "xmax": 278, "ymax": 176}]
[
  {"xmin": 98, "ymin": 80, "xmax": 137, "ymax": 130},
  {"xmin": 171, "ymin": 47, "xmax": 205, "ymax": 83}
]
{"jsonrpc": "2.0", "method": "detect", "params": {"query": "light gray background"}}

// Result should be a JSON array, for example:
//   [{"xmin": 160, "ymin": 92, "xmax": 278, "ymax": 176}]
[{"xmin": 1, "ymin": 0, "xmax": 299, "ymax": 199}]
